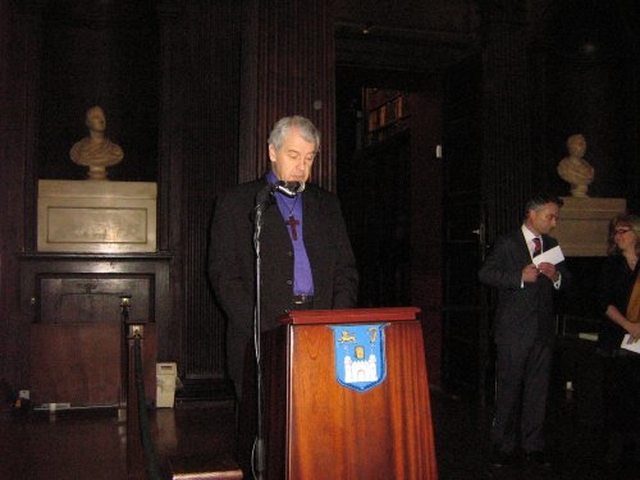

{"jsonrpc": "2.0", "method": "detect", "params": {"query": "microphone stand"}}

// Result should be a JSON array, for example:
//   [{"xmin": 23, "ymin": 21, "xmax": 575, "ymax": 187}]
[
  {"xmin": 251, "ymin": 182, "xmax": 299, "ymax": 479},
  {"xmin": 251, "ymin": 185, "xmax": 273, "ymax": 480}
]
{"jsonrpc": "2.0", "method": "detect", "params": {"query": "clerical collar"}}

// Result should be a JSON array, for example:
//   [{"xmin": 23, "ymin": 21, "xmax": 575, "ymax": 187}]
[{"xmin": 266, "ymin": 171, "xmax": 280, "ymax": 189}]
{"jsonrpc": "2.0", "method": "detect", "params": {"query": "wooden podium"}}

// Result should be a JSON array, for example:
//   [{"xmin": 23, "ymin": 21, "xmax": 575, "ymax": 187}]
[{"xmin": 263, "ymin": 307, "xmax": 438, "ymax": 479}]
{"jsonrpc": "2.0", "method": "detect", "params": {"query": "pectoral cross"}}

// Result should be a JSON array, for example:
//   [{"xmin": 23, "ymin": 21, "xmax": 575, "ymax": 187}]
[{"xmin": 286, "ymin": 215, "xmax": 300, "ymax": 241}]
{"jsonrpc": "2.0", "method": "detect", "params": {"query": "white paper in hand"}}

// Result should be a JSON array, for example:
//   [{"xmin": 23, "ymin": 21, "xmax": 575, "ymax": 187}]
[
  {"xmin": 533, "ymin": 245, "xmax": 565, "ymax": 267},
  {"xmin": 621, "ymin": 334, "xmax": 640, "ymax": 354}
]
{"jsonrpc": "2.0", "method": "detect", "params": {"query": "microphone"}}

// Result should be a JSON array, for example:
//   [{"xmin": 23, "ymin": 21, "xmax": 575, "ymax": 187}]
[{"xmin": 273, "ymin": 180, "xmax": 305, "ymax": 197}]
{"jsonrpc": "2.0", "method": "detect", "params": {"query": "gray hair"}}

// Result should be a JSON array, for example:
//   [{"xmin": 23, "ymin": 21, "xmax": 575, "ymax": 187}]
[{"xmin": 268, "ymin": 115, "xmax": 320, "ymax": 151}]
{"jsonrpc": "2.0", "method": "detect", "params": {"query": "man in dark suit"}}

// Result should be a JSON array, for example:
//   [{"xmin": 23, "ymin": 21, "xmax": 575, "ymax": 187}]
[
  {"xmin": 209, "ymin": 115, "xmax": 358, "ymax": 397},
  {"xmin": 208, "ymin": 116, "xmax": 359, "ymax": 475},
  {"xmin": 479, "ymin": 193, "xmax": 570, "ymax": 470}
]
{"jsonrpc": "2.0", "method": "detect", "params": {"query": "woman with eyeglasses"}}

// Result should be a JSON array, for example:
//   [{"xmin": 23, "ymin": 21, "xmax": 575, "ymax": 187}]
[{"xmin": 598, "ymin": 214, "xmax": 640, "ymax": 465}]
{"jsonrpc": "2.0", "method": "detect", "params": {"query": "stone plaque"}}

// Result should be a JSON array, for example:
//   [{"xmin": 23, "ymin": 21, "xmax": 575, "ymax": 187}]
[{"xmin": 38, "ymin": 180, "xmax": 157, "ymax": 253}]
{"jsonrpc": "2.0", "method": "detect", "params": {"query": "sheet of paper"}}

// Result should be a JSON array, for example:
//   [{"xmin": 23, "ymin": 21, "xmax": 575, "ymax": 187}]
[
  {"xmin": 533, "ymin": 245, "xmax": 565, "ymax": 267},
  {"xmin": 621, "ymin": 333, "xmax": 640, "ymax": 354}
]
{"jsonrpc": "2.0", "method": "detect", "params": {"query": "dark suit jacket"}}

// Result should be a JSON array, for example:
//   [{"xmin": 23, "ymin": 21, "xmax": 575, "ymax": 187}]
[
  {"xmin": 208, "ymin": 177, "xmax": 359, "ymax": 387},
  {"xmin": 478, "ymin": 228, "xmax": 570, "ymax": 346}
]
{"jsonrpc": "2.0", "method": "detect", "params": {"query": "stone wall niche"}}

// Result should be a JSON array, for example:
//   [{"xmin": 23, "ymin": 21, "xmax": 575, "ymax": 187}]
[{"xmin": 37, "ymin": 180, "xmax": 157, "ymax": 253}]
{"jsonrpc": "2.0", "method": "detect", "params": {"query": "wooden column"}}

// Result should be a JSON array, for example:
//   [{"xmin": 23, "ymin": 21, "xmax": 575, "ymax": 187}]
[
  {"xmin": 157, "ymin": 1, "xmax": 242, "ymax": 382},
  {"xmin": 1, "ymin": 1, "xmax": 43, "ymax": 390},
  {"xmin": 481, "ymin": 8, "xmax": 534, "ymax": 240}
]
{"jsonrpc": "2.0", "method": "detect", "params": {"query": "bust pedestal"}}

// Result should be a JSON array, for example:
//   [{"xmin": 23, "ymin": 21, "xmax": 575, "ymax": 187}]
[
  {"xmin": 37, "ymin": 180, "xmax": 157, "ymax": 253},
  {"xmin": 552, "ymin": 197, "xmax": 626, "ymax": 256}
]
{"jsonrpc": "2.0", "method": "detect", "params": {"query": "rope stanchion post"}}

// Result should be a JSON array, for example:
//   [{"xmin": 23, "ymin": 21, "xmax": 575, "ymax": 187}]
[
  {"xmin": 120, "ymin": 295, "xmax": 162, "ymax": 479},
  {"xmin": 126, "ymin": 324, "xmax": 144, "ymax": 477},
  {"xmin": 125, "ymin": 322, "xmax": 163, "ymax": 480},
  {"xmin": 133, "ymin": 328, "xmax": 163, "ymax": 480}
]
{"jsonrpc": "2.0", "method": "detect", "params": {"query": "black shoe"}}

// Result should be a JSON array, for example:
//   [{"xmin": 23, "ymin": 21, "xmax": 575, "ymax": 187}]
[
  {"xmin": 490, "ymin": 448, "xmax": 514, "ymax": 468},
  {"xmin": 524, "ymin": 450, "xmax": 552, "ymax": 468}
]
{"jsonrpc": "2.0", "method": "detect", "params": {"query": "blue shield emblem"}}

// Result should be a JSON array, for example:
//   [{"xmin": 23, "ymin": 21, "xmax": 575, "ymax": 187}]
[{"xmin": 330, "ymin": 324, "xmax": 387, "ymax": 392}]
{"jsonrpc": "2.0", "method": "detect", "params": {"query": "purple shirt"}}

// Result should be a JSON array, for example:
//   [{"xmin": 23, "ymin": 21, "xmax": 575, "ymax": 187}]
[{"xmin": 267, "ymin": 172, "xmax": 314, "ymax": 295}]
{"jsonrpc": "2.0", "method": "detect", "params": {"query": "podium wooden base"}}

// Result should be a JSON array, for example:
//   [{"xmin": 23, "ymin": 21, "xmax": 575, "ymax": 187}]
[{"xmin": 264, "ymin": 307, "xmax": 438, "ymax": 479}]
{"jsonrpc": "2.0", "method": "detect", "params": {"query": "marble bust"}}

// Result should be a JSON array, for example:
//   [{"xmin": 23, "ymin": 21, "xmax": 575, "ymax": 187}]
[
  {"xmin": 557, "ymin": 133, "xmax": 595, "ymax": 198},
  {"xmin": 70, "ymin": 106, "xmax": 123, "ymax": 180}
]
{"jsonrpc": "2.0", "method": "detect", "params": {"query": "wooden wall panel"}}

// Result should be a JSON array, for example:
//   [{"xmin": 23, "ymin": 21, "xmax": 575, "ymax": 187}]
[
  {"xmin": 239, "ymin": 0, "xmax": 337, "ymax": 191},
  {"xmin": 30, "ymin": 322, "xmax": 157, "ymax": 407},
  {"xmin": 481, "ymin": 14, "xmax": 533, "ymax": 240},
  {"xmin": 0, "ymin": 1, "xmax": 40, "ymax": 390},
  {"xmin": 30, "ymin": 323, "xmax": 122, "ymax": 406},
  {"xmin": 160, "ymin": 2, "xmax": 242, "ymax": 380}
]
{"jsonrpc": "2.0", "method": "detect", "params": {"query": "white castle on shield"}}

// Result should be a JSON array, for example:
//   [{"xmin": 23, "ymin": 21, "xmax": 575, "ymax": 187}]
[{"xmin": 343, "ymin": 345, "xmax": 378, "ymax": 383}]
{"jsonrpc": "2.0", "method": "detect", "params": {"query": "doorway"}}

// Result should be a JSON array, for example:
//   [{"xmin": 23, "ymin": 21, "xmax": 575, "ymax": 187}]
[{"xmin": 335, "ymin": 65, "xmax": 445, "ymax": 385}]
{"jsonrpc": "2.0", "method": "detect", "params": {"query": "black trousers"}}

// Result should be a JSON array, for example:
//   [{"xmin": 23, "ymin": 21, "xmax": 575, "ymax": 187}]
[{"xmin": 491, "ymin": 338, "xmax": 553, "ymax": 454}]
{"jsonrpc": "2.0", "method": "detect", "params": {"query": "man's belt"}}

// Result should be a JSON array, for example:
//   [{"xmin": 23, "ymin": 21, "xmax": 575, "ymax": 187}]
[{"xmin": 292, "ymin": 294, "xmax": 314, "ymax": 306}]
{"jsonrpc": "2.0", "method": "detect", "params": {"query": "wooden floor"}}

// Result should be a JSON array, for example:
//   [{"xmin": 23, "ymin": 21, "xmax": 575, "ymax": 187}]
[
  {"xmin": 2, "ymin": 358, "xmax": 640, "ymax": 480},
  {"xmin": 0, "ymin": 400, "xmax": 237, "ymax": 480}
]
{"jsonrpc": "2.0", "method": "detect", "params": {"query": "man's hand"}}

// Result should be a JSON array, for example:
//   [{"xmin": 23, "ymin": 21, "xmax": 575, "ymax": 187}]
[
  {"xmin": 537, "ymin": 262, "xmax": 558, "ymax": 282},
  {"xmin": 627, "ymin": 322, "xmax": 640, "ymax": 340},
  {"xmin": 522, "ymin": 263, "xmax": 539, "ymax": 283}
]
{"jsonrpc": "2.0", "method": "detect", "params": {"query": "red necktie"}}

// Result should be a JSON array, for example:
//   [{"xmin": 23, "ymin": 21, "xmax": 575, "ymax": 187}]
[{"xmin": 532, "ymin": 237, "xmax": 541, "ymax": 257}]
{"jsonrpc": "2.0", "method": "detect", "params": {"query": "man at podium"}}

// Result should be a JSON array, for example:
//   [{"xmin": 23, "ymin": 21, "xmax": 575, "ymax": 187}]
[
  {"xmin": 209, "ymin": 114, "xmax": 358, "ymax": 396},
  {"xmin": 208, "ymin": 115, "xmax": 359, "ymax": 475}
]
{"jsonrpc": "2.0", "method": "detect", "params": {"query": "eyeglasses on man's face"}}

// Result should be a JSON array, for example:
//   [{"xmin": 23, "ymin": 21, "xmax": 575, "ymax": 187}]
[{"xmin": 614, "ymin": 228, "xmax": 632, "ymax": 235}]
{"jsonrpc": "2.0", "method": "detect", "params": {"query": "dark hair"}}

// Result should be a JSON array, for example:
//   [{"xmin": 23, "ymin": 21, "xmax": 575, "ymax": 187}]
[
  {"xmin": 524, "ymin": 193, "xmax": 564, "ymax": 217},
  {"xmin": 606, "ymin": 214, "xmax": 640, "ymax": 256}
]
